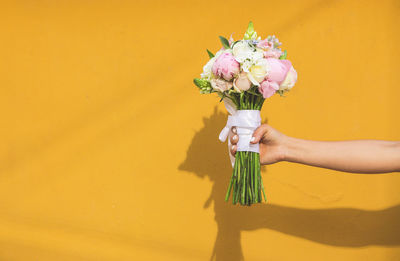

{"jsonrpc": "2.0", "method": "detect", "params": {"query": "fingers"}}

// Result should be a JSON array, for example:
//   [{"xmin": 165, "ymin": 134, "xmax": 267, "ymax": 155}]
[
  {"xmin": 230, "ymin": 127, "xmax": 238, "ymax": 145},
  {"xmin": 251, "ymin": 124, "xmax": 269, "ymax": 144},
  {"xmin": 230, "ymin": 125, "xmax": 269, "ymax": 155},
  {"xmin": 230, "ymin": 127, "xmax": 238, "ymax": 156},
  {"xmin": 230, "ymin": 144, "xmax": 237, "ymax": 156}
]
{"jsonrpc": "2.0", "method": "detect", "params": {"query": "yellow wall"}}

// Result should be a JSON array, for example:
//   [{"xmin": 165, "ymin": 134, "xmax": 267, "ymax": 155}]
[{"xmin": 1, "ymin": 0, "xmax": 400, "ymax": 260}]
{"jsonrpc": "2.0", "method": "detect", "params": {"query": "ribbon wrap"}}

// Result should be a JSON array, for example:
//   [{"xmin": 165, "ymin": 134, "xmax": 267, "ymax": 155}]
[{"xmin": 219, "ymin": 110, "xmax": 261, "ymax": 167}]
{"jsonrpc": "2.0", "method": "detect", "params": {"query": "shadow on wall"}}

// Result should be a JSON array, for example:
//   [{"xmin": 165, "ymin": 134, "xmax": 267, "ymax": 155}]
[{"xmin": 179, "ymin": 107, "xmax": 400, "ymax": 261}]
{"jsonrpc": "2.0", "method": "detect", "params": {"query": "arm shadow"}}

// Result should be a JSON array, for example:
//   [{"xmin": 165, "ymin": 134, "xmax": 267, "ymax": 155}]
[{"xmin": 179, "ymin": 107, "xmax": 400, "ymax": 261}]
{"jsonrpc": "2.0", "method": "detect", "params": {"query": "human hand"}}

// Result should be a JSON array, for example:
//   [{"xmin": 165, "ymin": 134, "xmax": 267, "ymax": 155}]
[{"xmin": 229, "ymin": 124, "xmax": 288, "ymax": 165}]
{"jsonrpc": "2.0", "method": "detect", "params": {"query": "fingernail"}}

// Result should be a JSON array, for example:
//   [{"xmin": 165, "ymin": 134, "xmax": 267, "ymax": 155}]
[
  {"xmin": 233, "ymin": 135, "xmax": 238, "ymax": 140},
  {"xmin": 250, "ymin": 137, "xmax": 255, "ymax": 142},
  {"xmin": 232, "ymin": 127, "xmax": 237, "ymax": 134},
  {"xmin": 231, "ymin": 145, "xmax": 236, "ymax": 151}
]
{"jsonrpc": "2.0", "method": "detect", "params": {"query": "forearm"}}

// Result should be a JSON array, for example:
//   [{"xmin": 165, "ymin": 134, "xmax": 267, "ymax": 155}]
[{"xmin": 284, "ymin": 138, "xmax": 400, "ymax": 173}]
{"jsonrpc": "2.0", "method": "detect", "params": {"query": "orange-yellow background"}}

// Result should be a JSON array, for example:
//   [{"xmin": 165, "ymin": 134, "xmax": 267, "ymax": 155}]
[{"xmin": 1, "ymin": 0, "xmax": 400, "ymax": 260}]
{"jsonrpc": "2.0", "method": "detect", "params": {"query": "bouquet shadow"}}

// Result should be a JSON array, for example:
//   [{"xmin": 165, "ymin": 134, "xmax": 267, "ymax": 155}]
[{"xmin": 179, "ymin": 107, "xmax": 400, "ymax": 261}]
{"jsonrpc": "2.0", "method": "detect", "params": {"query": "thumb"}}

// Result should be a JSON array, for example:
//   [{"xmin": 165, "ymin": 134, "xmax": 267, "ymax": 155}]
[{"xmin": 251, "ymin": 124, "xmax": 269, "ymax": 144}]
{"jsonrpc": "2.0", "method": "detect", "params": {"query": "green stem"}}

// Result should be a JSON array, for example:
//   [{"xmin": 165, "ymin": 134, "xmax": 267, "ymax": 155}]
[{"xmin": 226, "ymin": 91, "xmax": 266, "ymax": 205}]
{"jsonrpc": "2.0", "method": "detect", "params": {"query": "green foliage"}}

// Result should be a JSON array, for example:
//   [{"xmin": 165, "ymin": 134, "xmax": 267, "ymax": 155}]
[
  {"xmin": 206, "ymin": 49, "xmax": 214, "ymax": 58},
  {"xmin": 219, "ymin": 36, "xmax": 230, "ymax": 49}
]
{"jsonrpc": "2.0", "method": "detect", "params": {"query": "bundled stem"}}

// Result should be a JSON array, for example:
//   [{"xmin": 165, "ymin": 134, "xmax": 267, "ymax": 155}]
[{"xmin": 224, "ymin": 88, "xmax": 266, "ymax": 206}]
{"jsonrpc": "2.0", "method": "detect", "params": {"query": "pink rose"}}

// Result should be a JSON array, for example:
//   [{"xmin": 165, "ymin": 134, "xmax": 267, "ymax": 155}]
[
  {"xmin": 234, "ymin": 72, "xmax": 252, "ymax": 91},
  {"xmin": 212, "ymin": 52, "xmax": 240, "ymax": 81},
  {"xmin": 266, "ymin": 58, "xmax": 292, "ymax": 84},
  {"xmin": 210, "ymin": 79, "xmax": 233, "ymax": 92},
  {"xmin": 259, "ymin": 80, "xmax": 279, "ymax": 98}
]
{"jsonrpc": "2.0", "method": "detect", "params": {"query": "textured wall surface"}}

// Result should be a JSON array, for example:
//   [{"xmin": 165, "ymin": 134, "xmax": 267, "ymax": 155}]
[{"xmin": 1, "ymin": 0, "xmax": 400, "ymax": 260}]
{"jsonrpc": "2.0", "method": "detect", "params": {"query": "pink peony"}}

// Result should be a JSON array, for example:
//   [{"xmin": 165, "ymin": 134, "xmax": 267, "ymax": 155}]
[
  {"xmin": 279, "ymin": 66, "xmax": 297, "ymax": 91},
  {"xmin": 266, "ymin": 58, "xmax": 292, "ymax": 84},
  {"xmin": 259, "ymin": 80, "xmax": 279, "ymax": 98},
  {"xmin": 212, "ymin": 52, "xmax": 240, "ymax": 81}
]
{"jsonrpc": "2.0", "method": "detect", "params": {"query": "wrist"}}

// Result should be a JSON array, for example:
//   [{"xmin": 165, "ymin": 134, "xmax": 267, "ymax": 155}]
[{"xmin": 281, "ymin": 135, "xmax": 301, "ymax": 162}]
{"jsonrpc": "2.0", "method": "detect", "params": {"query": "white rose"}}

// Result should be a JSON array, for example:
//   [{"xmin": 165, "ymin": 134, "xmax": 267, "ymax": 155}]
[
  {"xmin": 232, "ymin": 41, "xmax": 253, "ymax": 63},
  {"xmin": 279, "ymin": 66, "xmax": 297, "ymax": 91},
  {"xmin": 247, "ymin": 58, "xmax": 269, "ymax": 86}
]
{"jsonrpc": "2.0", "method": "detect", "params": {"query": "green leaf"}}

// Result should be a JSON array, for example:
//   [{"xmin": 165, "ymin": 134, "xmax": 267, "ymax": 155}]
[
  {"xmin": 219, "ymin": 36, "xmax": 230, "ymax": 49},
  {"xmin": 279, "ymin": 50, "xmax": 287, "ymax": 60},
  {"xmin": 206, "ymin": 49, "xmax": 214, "ymax": 58}
]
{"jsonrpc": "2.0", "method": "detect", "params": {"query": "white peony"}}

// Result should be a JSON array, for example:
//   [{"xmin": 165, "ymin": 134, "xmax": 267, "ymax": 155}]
[
  {"xmin": 279, "ymin": 66, "xmax": 297, "ymax": 91},
  {"xmin": 247, "ymin": 58, "xmax": 269, "ymax": 86}
]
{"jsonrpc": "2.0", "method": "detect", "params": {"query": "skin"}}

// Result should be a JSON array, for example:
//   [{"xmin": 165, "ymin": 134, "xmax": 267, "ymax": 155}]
[{"xmin": 230, "ymin": 124, "xmax": 400, "ymax": 174}]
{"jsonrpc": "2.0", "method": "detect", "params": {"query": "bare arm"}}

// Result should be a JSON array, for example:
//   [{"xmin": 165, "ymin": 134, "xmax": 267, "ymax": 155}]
[
  {"xmin": 284, "ymin": 138, "xmax": 400, "ymax": 173},
  {"xmin": 230, "ymin": 124, "xmax": 400, "ymax": 174}
]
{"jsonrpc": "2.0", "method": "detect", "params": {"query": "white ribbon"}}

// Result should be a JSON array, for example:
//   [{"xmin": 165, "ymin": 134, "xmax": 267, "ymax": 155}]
[{"xmin": 219, "ymin": 99, "xmax": 261, "ymax": 167}]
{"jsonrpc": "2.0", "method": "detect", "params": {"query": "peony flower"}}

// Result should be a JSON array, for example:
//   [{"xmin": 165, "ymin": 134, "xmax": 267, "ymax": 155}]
[
  {"xmin": 210, "ymin": 78, "xmax": 233, "ymax": 92},
  {"xmin": 247, "ymin": 58, "xmax": 269, "ymax": 86},
  {"xmin": 259, "ymin": 80, "xmax": 279, "ymax": 98},
  {"xmin": 212, "ymin": 51, "xmax": 240, "ymax": 81},
  {"xmin": 234, "ymin": 72, "xmax": 252, "ymax": 91},
  {"xmin": 279, "ymin": 66, "xmax": 297, "ymax": 91},
  {"xmin": 266, "ymin": 58, "xmax": 292, "ymax": 84}
]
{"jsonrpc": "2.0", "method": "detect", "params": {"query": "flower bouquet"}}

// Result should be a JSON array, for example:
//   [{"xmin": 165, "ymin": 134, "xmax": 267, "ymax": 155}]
[{"xmin": 193, "ymin": 22, "xmax": 297, "ymax": 206}]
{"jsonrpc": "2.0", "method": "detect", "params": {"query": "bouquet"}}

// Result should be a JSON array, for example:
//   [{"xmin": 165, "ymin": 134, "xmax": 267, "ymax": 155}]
[{"xmin": 193, "ymin": 22, "xmax": 298, "ymax": 206}]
